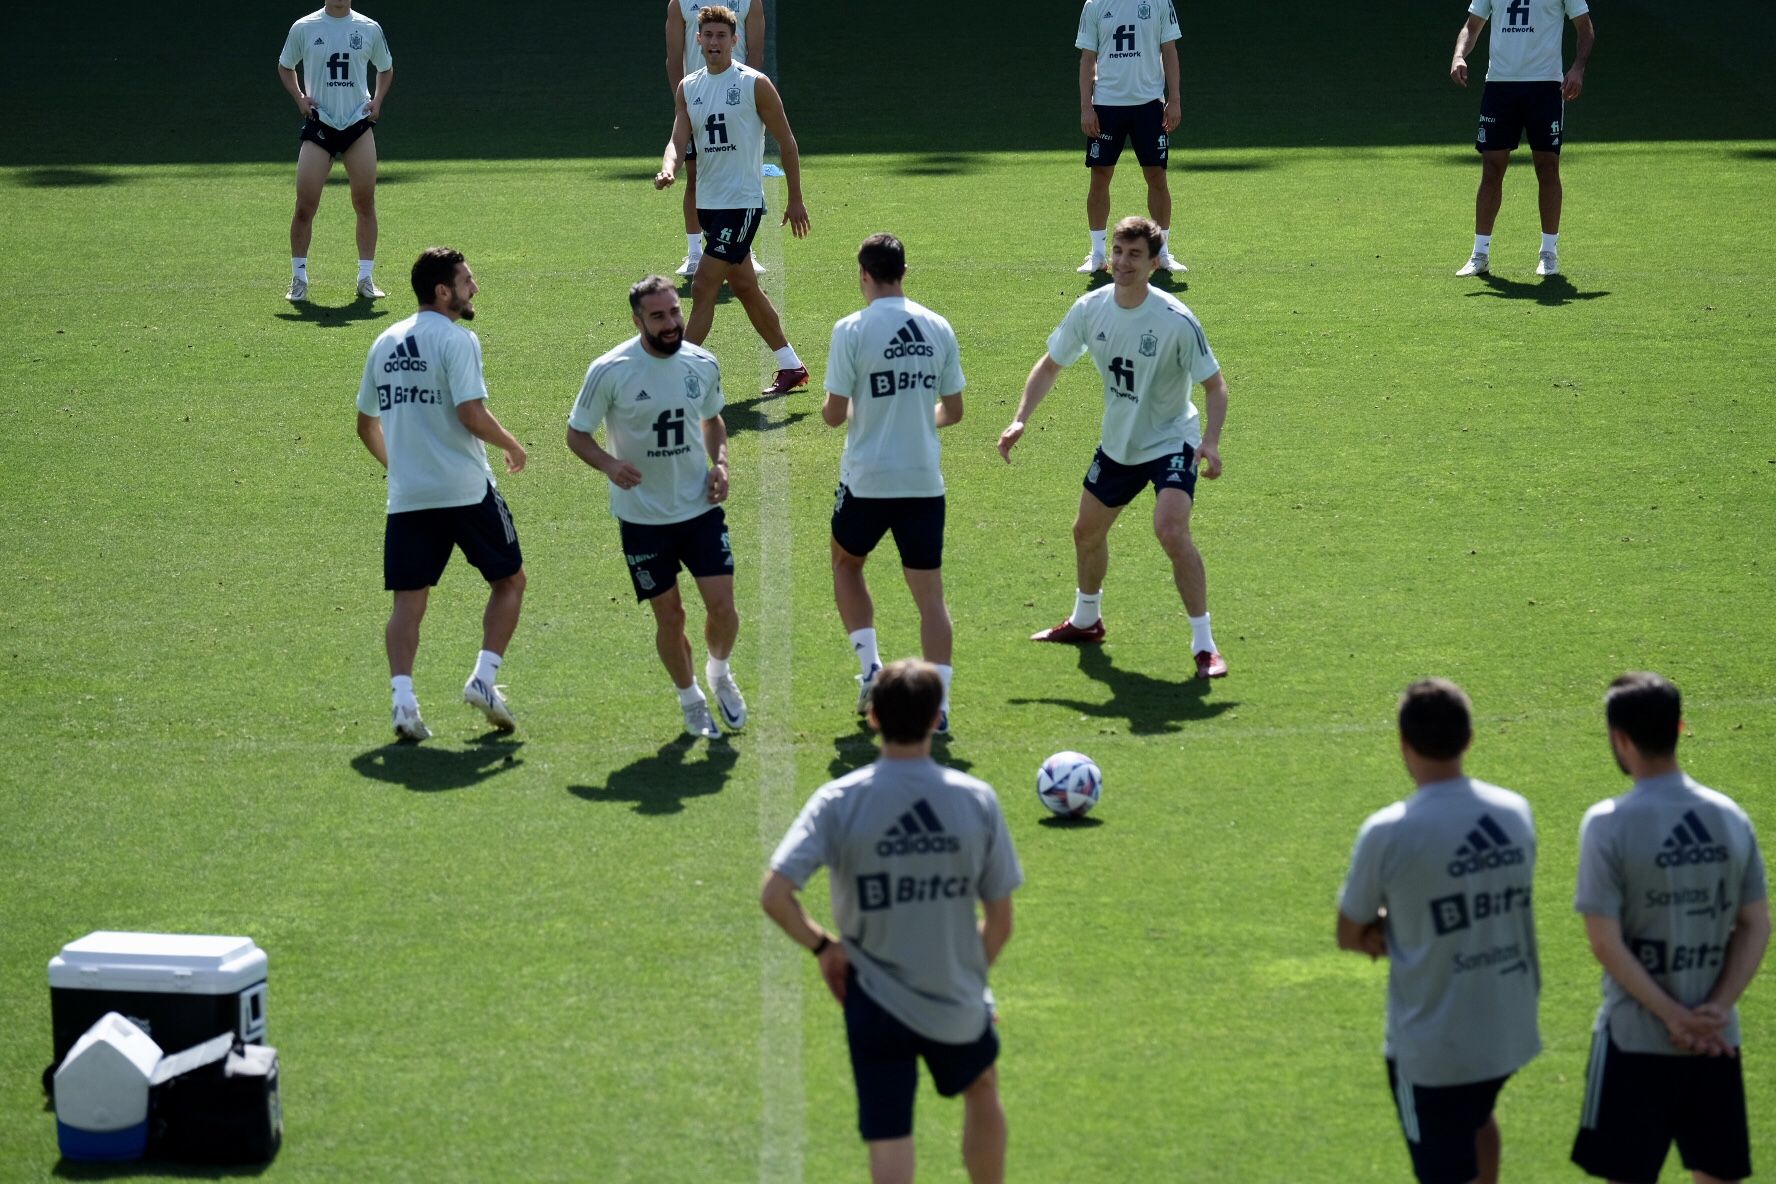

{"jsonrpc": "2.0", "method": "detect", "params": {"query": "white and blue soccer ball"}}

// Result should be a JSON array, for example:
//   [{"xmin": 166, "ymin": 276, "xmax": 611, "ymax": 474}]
[{"xmin": 1037, "ymin": 751, "xmax": 1102, "ymax": 818}]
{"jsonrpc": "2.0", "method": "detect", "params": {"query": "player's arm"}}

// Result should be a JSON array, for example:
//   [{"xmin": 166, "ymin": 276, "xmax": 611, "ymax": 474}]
[
  {"xmin": 1336, "ymin": 909, "xmax": 1388, "ymax": 960},
  {"xmin": 456, "ymin": 401, "xmax": 526, "ymax": 473},
  {"xmin": 980, "ymin": 895, "xmax": 1013, "ymax": 966},
  {"xmin": 1197, "ymin": 371, "xmax": 1227, "ymax": 479},
  {"xmin": 1451, "ymin": 14, "xmax": 1485, "ymax": 86},
  {"xmin": 756, "ymin": 78, "xmax": 809, "ymax": 237},
  {"xmin": 1078, "ymin": 51, "xmax": 1100, "ymax": 138},
  {"xmin": 703, "ymin": 414, "xmax": 730, "ymax": 503},
  {"xmin": 1702, "ymin": 897, "xmax": 1772, "ymax": 1019},
  {"xmin": 745, "ymin": 1, "xmax": 766, "ymax": 70},
  {"xmin": 566, "ymin": 427, "xmax": 642, "ymax": 489},
  {"xmin": 821, "ymin": 393, "xmax": 850, "ymax": 427},
  {"xmin": 998, "ymin": 355, "xmax": 1064, "ymax": 462},
  {"xmin": 356, "ymin": 413, "xmax": 388, "ymax": 468},
  {"xmin": 367, "ymin": 66, "xmax": 393, "ymax": 121},
  {"xmin": 656, "ymin": 84, "xmax": 692, "ymax": 189},
  {"xmin": 935, "ymin": 393, "xmax": 964, "ymax": 428},
  {"xmin": 1160, "ymin": 41, "xmax": 1181, "ymax": 133},
  {"xmin": 278, "ymin": 64, "xmax": 317, "ymax": 117},
  {"xmin": 1582, "ymin": 913, "xmax": 1735, "ymax": 1055},
  {"xmin": 760, "ymin": 870, "xmax": 849, "ymax": 1002},
  {"xmin": 1564, "ymin": 13, "xmax": 1595, "ymax": 101},
  {"xmin": 665, "ymin": 0, "xmax": 686, "ymax": 90}
]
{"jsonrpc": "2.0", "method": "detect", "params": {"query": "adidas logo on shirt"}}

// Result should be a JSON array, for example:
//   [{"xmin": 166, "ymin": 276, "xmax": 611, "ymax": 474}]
[
  {"xmin": 1656, "ymin": 810, "xmax": 1730, "ymax": 867},
  {"xmin": 636, "ymin": 389, "xmax": 651, "ymax": 401},
  {"xmin": 382, "ymin": 335, "xmax": 427, "ymax": 373},
  {"xmin": 882, "ymin": 319, "xmax": 934, "ymax": 359},
  {"xmin": 1446, "ymin": 814, "xmax": 1525, "ymax": 877},
  {"xmin": 875, "ymin": 799, "xmax": 961, "ymax": 856},
  {"xmin": 1095, "ymin": 331, "xmax": 1108, "ymax": 341},
  {"xmin": 314, "ymin": 36, "xmax": 325, "ymax": 44}
]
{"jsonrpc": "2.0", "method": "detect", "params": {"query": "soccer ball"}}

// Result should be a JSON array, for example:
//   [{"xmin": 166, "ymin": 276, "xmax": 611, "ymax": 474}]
[{"xmin": 1036, "ymin": 751, "xmax": 1102, "ymax": 818}]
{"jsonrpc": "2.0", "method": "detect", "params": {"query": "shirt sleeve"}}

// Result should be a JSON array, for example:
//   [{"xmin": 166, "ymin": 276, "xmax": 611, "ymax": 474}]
[
  {"xmin": 1741, "ymin": 822, "xmax": 1768, "ymax": 905},
  {"xmin": 1468, "ymin": 0, "xmax": 1494, "ymax": 18},
  {"xmin": 1075, "ymin": 2, "xmax": 1098, "ymax": 52},
  {"xmin": 279, "ymin": 23, "xmax": 304, "ymax": 69},
  {"xmin": 938, "ymin": 319, "xmax": 966, "ymax": 395},
  {"xmin": 770, "ymin": 791, "xmax": 833, "ymax": 888},
  {"xmin": 355, "ymin": 345, "xmax": 383, "ymax": 416},
  {"xmin": 701, "ymin": 356, "xmax": 725, "ymax": 420},
  {"xmin": 1573, "ymin": 804, "xmax": 1625, "ymax": 916},
  {"xmin": 977, "ymin": 795, "xmax": 1024, "ymax": 902},
  {"xmin": 1160, "ymin": 1, "xmax": 1181, "ymax": 44},
  {"xmin": 568, "ymin": 361, "xmax": 612, "ymax": 434},
  {"xmin": 1338, "ymin": 813, "xmax": 1387, "ymax": 922},
  {"xmin": 370, "ymin": 21, "xmax": 394, "ymax": 71},
  {"xmin": 1179, "ymin": 312, "xmax": 1220, "ymax": 385},
  {"xmin": 1564, "ymin": 0, "xmax": 1591, "ymax": 18},
  {"xmin": 444, "ymin": 331, "xmax": 489, "ymax": 406},
  {"xmin": 824, "ymin": 319, "xmax": 855, "ymax": 399},
  {"xmin": 1046, "ymin": 299, "xmax": 1091, "ymax": 367}
]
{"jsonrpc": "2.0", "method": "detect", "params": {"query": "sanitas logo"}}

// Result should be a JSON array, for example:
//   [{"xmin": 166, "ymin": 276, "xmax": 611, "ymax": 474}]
[
  {"xmin": 883, "ymin": 319, "xmax": 934, "ymax": 359},
  {"xmin": 1447, "ymin": 814, "xmax": 1525, "ymax": 877},
  {"xmin": 1656, "ymin": 810, "xmax": 1730, "ymax": 868},
  {"xmin": 383, "ymin": 334, "xmax": 427, "ymax": 373},
  {"xmin": 876, "ymin": 799, "xmax": 960, "ymax": 857}
]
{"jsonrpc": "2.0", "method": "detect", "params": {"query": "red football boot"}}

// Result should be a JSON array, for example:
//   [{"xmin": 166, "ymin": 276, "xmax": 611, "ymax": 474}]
[
  {"xmin": 1030, "ymin": 617, "xmax": 1106, "ymax": 644},
  {"xmin": 762, "ymin": 366, "xmax": 809, "ymax": 394}
]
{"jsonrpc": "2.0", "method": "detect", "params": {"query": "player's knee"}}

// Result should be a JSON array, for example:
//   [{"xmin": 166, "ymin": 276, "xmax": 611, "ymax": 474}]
[
  {"xmin": 1071, "ymin": 517, "xmax": 1103, "ymax": 546},
  {"xmin": 1155, "ymin": 520, "xmax": 1193, "ymax": 554},
  {"xmin": 496, "ymin": 569, "xmax": 526, "ymax": 597},
  {"xmin": 351, "ymin": 191, "xmax": 377, "ymax": 217},
  {"xmin": 1142, "ymin": 166, "xmax": 1168, "ymax": 188},
  {"xmin": 654, "ymin": 599, "xmax": 687, "ymax": 632},
  {"xmin": 292, "ymin": 199, "xmax": 319, "ymax": 223},
  {"xmin": 1480, "ymin": 156, "xmax": 1509, "ymax": 182}
]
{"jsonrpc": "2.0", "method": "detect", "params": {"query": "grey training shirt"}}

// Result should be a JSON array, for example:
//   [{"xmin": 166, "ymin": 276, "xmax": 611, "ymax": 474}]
[
  {"xmin": 1340, "ymin": 777, "xmax": 1542, "ymax": 1087},
  {"xmin": 772, "ymin": 756, "xmax": 1024, "ymax": 1044}
]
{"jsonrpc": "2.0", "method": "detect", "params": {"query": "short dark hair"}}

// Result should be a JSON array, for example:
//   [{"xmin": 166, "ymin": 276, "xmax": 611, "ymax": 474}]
[
  {"xmin": 1606, "ymin": 672, "xmax": 1682, "ymax": 757},
  {"xmin": 1398, "ymin": 677, "xmax": 1473, "ymax": 761},
  {"xmin": 1112, "ymin": 215, "xmax": 1163, "ymax": 259},
  {"xmin": 629, "ymin": 274, "xmax": 676, "ymax": 313},
  {"xmin": 697, "ymin": 4, "xmax": 737, "ymax": 32},
  {"xmin": 857, "ymin": 233, "xmax": 907, "ymax": 284},
  {"xmin": 411, "ymin": 247, "xmax": 465, "ymax": 305},
  {"xmin": 870, "ymin": 659, "xmax": 944, "ymax": 744}
]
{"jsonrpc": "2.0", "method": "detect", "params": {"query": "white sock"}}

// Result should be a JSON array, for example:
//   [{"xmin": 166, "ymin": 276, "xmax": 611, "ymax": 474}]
[
  {"xmin": 358, "ymin": 258, "xmax": 374, "ymax": 281},
  {"xmin": 1072, "ymin": 590, "xmax": 1102, "ymax": 629},
  {"xmin": 773, "ymin": 345, "xmax": 802, "ymax": 370},
  {"xmin": 676, "ymin": 682, "xmax": 706, "ymax": 707},
  {"xmin": 1189, "ymin": 612, "xmax": 1217, "ymax": 655},
  {"xmin": 935, "ymin": 663, "xmax": 953, "ymax": 709},
  {"xmin": 1161, "ymin": 227, "xmax": 1172, "ymax": 254},
  {"xmin": 686, "ymin": 232, "xmax": 702, "ymax": 258},
  {"xmin": 292, "ymin": 256, "xmax": 308, "ymax": 279},
  {"xmin": 706, "ymin": 656, "xmax": 730, "ymax": 684},
  {"xmin": 471, "ymin": 649, "xmax": 501, "ymax": 687},
  {"xmin": 391, "ymin": 674, "xmax": 415, "ymax": 703},
  {"xmin": 1089, "ymin": 229, "xmax": 1107, "ymax": 259},
  {"xmin": 1474, "ymin": 233, "xmax": 1491, "ymax": 256},
  {"xmin": 850, "ymin": 628, "xmax": 881, "ymax": 676},
  {"xmin": 1541, "ymin": 232, "xmax": 1559, "ymax": 254}
]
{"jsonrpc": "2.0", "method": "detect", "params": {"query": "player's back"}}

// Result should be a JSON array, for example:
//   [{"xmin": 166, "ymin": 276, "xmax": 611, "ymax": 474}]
[
  {"xmin": 359, "ymin": 311, "xmax": 492, "ymax": 512},
  {"xmin": 831, "ymin": 297, "xmax": 963, "ymax": 498}
]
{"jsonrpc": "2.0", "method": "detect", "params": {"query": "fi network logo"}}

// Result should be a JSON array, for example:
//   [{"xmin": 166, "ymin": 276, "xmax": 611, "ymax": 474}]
[
  {"xmin": 876, "ymin": 800, "xmax": 960, "ymax": 856},
  {"xmin": 1447, "ymin": 814, "xmax": 1524, "ymax": 876},
  {"xmin": 1657, "ymin": 810, "xmax": 1730, "ymax": 868}
]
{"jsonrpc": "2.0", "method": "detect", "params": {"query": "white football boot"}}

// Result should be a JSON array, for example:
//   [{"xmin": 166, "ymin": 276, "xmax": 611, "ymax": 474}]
[
  {"xmin": 855, "ymin": 663, "xmax": 882, "ymax": 715},
  {"xmin": 1157, "ymin": 252, "xmax": 1189, "ymax": 273},
  {"xmin": 710, "ymin": 672, "xmax": 748, "ymax": 731},
  {"xmin": 463, "ymin": 678, "xmax": 516, "ymax": 732},
  {"xmin": 392, "ymin": 700, "xmax": 432, "ymax": 742},
  {"xmin": 682, "ymin": 698, "xmax": 722, "ymax": 740},
  {"xmin": 1535, "ymin": 251, "xmax": 1560, "ymax": 277},
  {"xmin": 356, "ymin": 276, "xmax": 386, "ymax": 299},
  {"xmin": 1455, "ymin": 253, "xmax": 1490, "ymax": 277},
  {"xmin": 1076, "ymin": 254, "xmax": 1107, "ymax": 274},
  {"xmin": 675, "ymin": 254, "xmax": 702, "ymax": 277},
  {"xmin": 286, "ymin": 275, "xmax": 309, "ymax": 302}
]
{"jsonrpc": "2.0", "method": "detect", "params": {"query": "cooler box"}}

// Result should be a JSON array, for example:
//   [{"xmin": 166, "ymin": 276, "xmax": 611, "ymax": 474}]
[
  {"xmin": 54, "ymin": 1012, "xmax": 162, "ymax": 1161},
  {"xmin": 48, "ymin": 933, "xmax": 269, "ymax": 1084},
  {"xmin": 150, "ymin": 1034, "xmax": 284, "ymax": 1164}
]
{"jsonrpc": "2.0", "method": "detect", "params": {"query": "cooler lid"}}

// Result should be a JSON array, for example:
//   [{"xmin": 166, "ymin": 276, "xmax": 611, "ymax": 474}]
[{"xmin": 49, "ymin": 932, "xmax": 267, "ymax": 992}]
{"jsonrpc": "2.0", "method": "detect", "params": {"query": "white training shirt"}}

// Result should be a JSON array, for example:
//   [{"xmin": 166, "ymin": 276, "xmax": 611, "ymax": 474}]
[
  {"xmin": 678, "ymin": 0, "xmax": 753, "ymax": 76},
  {"xmin": 1046, "ymin": 285, "xmax": 1219, "ymax": 466},
  {"xmin": 1076, "ymin": 0, "xmax": 1180, "ymax": 107},
  {"xmin": 826, "ymin": 296, "xmax": 965, "ymax": 499},
  {"xmin": 569, "ymin": 337, "xmax": 726, "ymax": 525},
  {"xmin": 279, "ymin": 8, "xmax": 393, "ymax": 131},
  {"xmin": 1470, "ymin": 0, "xmax": 1588, "ymax": 83},
  {"xmin": 356, "ymin": 311, "xmax": 495, "ymax": 514},
  {"xmin": 683, "ymin": 64, "xmax": 768, "ymax": 209}
]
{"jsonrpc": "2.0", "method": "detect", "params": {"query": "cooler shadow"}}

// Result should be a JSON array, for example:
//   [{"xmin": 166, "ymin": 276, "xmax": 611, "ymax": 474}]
[
  {"xmin": 724, "ymin": 392, "xmax": 810, "ymax": 434},
  {"xmin": 14, "ymin": 168, "xmax": 129, "ymax": 188},
  {"xmin": 53, "ymin": 1159, "xmax": 270, "ymax": 1180},
  {"xmin": 273, "ymin": 297, "xmax": 393, "ymax": 328},
  {"xmin": 569, "ymin": 737, "xmax": 737, "ymax": 814},
  {"xmin": 350, "ymin": 736, "xmax": 524, "ymax": 792},
  {"xmin": 1009, "ymin": 645, "xmax": 1237, "ymax": 736},
  {"xmin": 1467, "ymin": 273, "xmax": 1609, "ymax": 306}
]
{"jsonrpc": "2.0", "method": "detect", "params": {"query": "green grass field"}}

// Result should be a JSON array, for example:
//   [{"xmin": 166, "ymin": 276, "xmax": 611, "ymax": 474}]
[{"xmin": 2, "ymin": 3, "xmax": 1773, "ymax": 1181}]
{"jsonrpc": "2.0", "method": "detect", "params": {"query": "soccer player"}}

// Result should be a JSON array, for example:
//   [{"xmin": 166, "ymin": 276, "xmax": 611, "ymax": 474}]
[
  {"xmin": 762, "ymin": 659, "xmax": 1021, "ymax": 1184},
  {"xmin": 665, "ymin": 0, "xmax": 765, "ymax": 278},
  {"xmin": 1571, "ymin": 672, "xmax": 1768, "ymax": 1184},
  {"xmin": 1450, "ymin": 0, "xmax": 1595, "ymax": 278},
  {"xmin": 822, "ymin": 234, "xmax": 965, "ymax": 731},
  {"xmin": 354, "ymin": 248, "xmax": 527, "ymax": 741},
  {"xmin": 567, "ymin": 276, "xmax": 745, "ymax": 740},
  {"xmin": 278, "ymin": 1, "xmax": 395, "ymax": 301},
  {"xmin": 997, "ymin": 216, "xmax": 1229, "ymax": 679},
  {"xmin": 655, "ymin": 5, "xmax": 811, "ymax": 395},
  {"xmin": 1337, "ymin": 678, "xmax": 1541, "ymax": 1184},
  {"xmin": 1074, "ymin": 0, "xmax": 1186, "ymax": 275}
]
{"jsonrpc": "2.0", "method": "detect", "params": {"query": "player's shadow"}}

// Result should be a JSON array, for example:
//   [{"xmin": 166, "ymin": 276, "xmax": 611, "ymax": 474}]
[
  {"xmin": 273, "ymin": 296, "xmax": 393, "ymax": 328},
  {"xmin": 1732, "ymin": 148, "xmax": 1776, "ymax": 162},
  {"xmin": 1086, "ymin": 271, "xmax": 1187, "ymax": 294},
  {"xmin": 350, "ymin": 735, "xmax": 524, "ymax": 792},
  {"xmin": 569, "ymin": 737, "xmax": 737, "ymax": 814},
  {"xmin": 1010, "ymin": 645, "xmax": 1237, "ymax": 736},
  {"xmin": 893, "ymin": 153, "xmax": 979, "ymax": 177},
  {"xmin": 1467, "ymin": 273, "xmax": 1609, "ymax": 306},
  {"xmin": 828, "ymin": 721, "xmax": 973, "ymax": 778},
  {"xmin": 725, "ymin": 393, "xmax": 810, "ymax": 434}
]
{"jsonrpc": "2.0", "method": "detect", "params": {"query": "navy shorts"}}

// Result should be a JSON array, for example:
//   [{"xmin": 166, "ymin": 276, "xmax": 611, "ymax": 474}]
[
  {"xmin": 1476, "ymin": 81, "xmax": 1564, "ymax": 154},
  {"xmin": 697, "ymin": 207, "xmax": 764, "ymax": 264},
  {"xmin": 1082, "ymin": 444, "xmax": 1198, "ymax": 508},
  {"xmin": 300, "ymin": 114, "xmax": 376, "ymax": 158},
  {"xmin": 618, "ymin": 506, "xmax": 733, "ymax": 602},
  {"xmin": 384, "ymin": 483, "xmax": 521, "ymax": 591},
  {"xmin": 844, "ymin": 970, "xmax": 998, "ymax": 1142},
  {"xmin": 1571, "ymin": 1032, "xmax": 1750, "ymax": 1184},
  {"xmin": 1087, "ymin": 99, "xmax": 1169, "ymax": 168},
  {"xmin": 831, "ymin": 486, "xmax": 945, "ymax": 571},
  {"xmin": 1387, "ymin": 1060, "xmax": 1511, "ymax": 1184}
]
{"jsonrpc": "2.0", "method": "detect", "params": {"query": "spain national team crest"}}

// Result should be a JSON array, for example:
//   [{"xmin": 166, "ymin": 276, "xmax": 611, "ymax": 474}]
[
  {"xmin": 636, "ymin": 569, "xmax": 656, "ymax": 592},
  {"xmin": 685, "ymin": 373, "xmax": 702, "ymax": 400},
  {"xmin": 1138, "ymin": 331, "xmax": 1158, "ymax": 358},
  {"xmin": 726, "ymin": 85, "xmax": 741, "ymax": 107},
  {"xmin": 1138, "ymin": 1, "xmax": 1152, "ymax": 18},
  {"xmin": 349, "ymin": 30, "xmax": 364, "ymax": 49}
]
